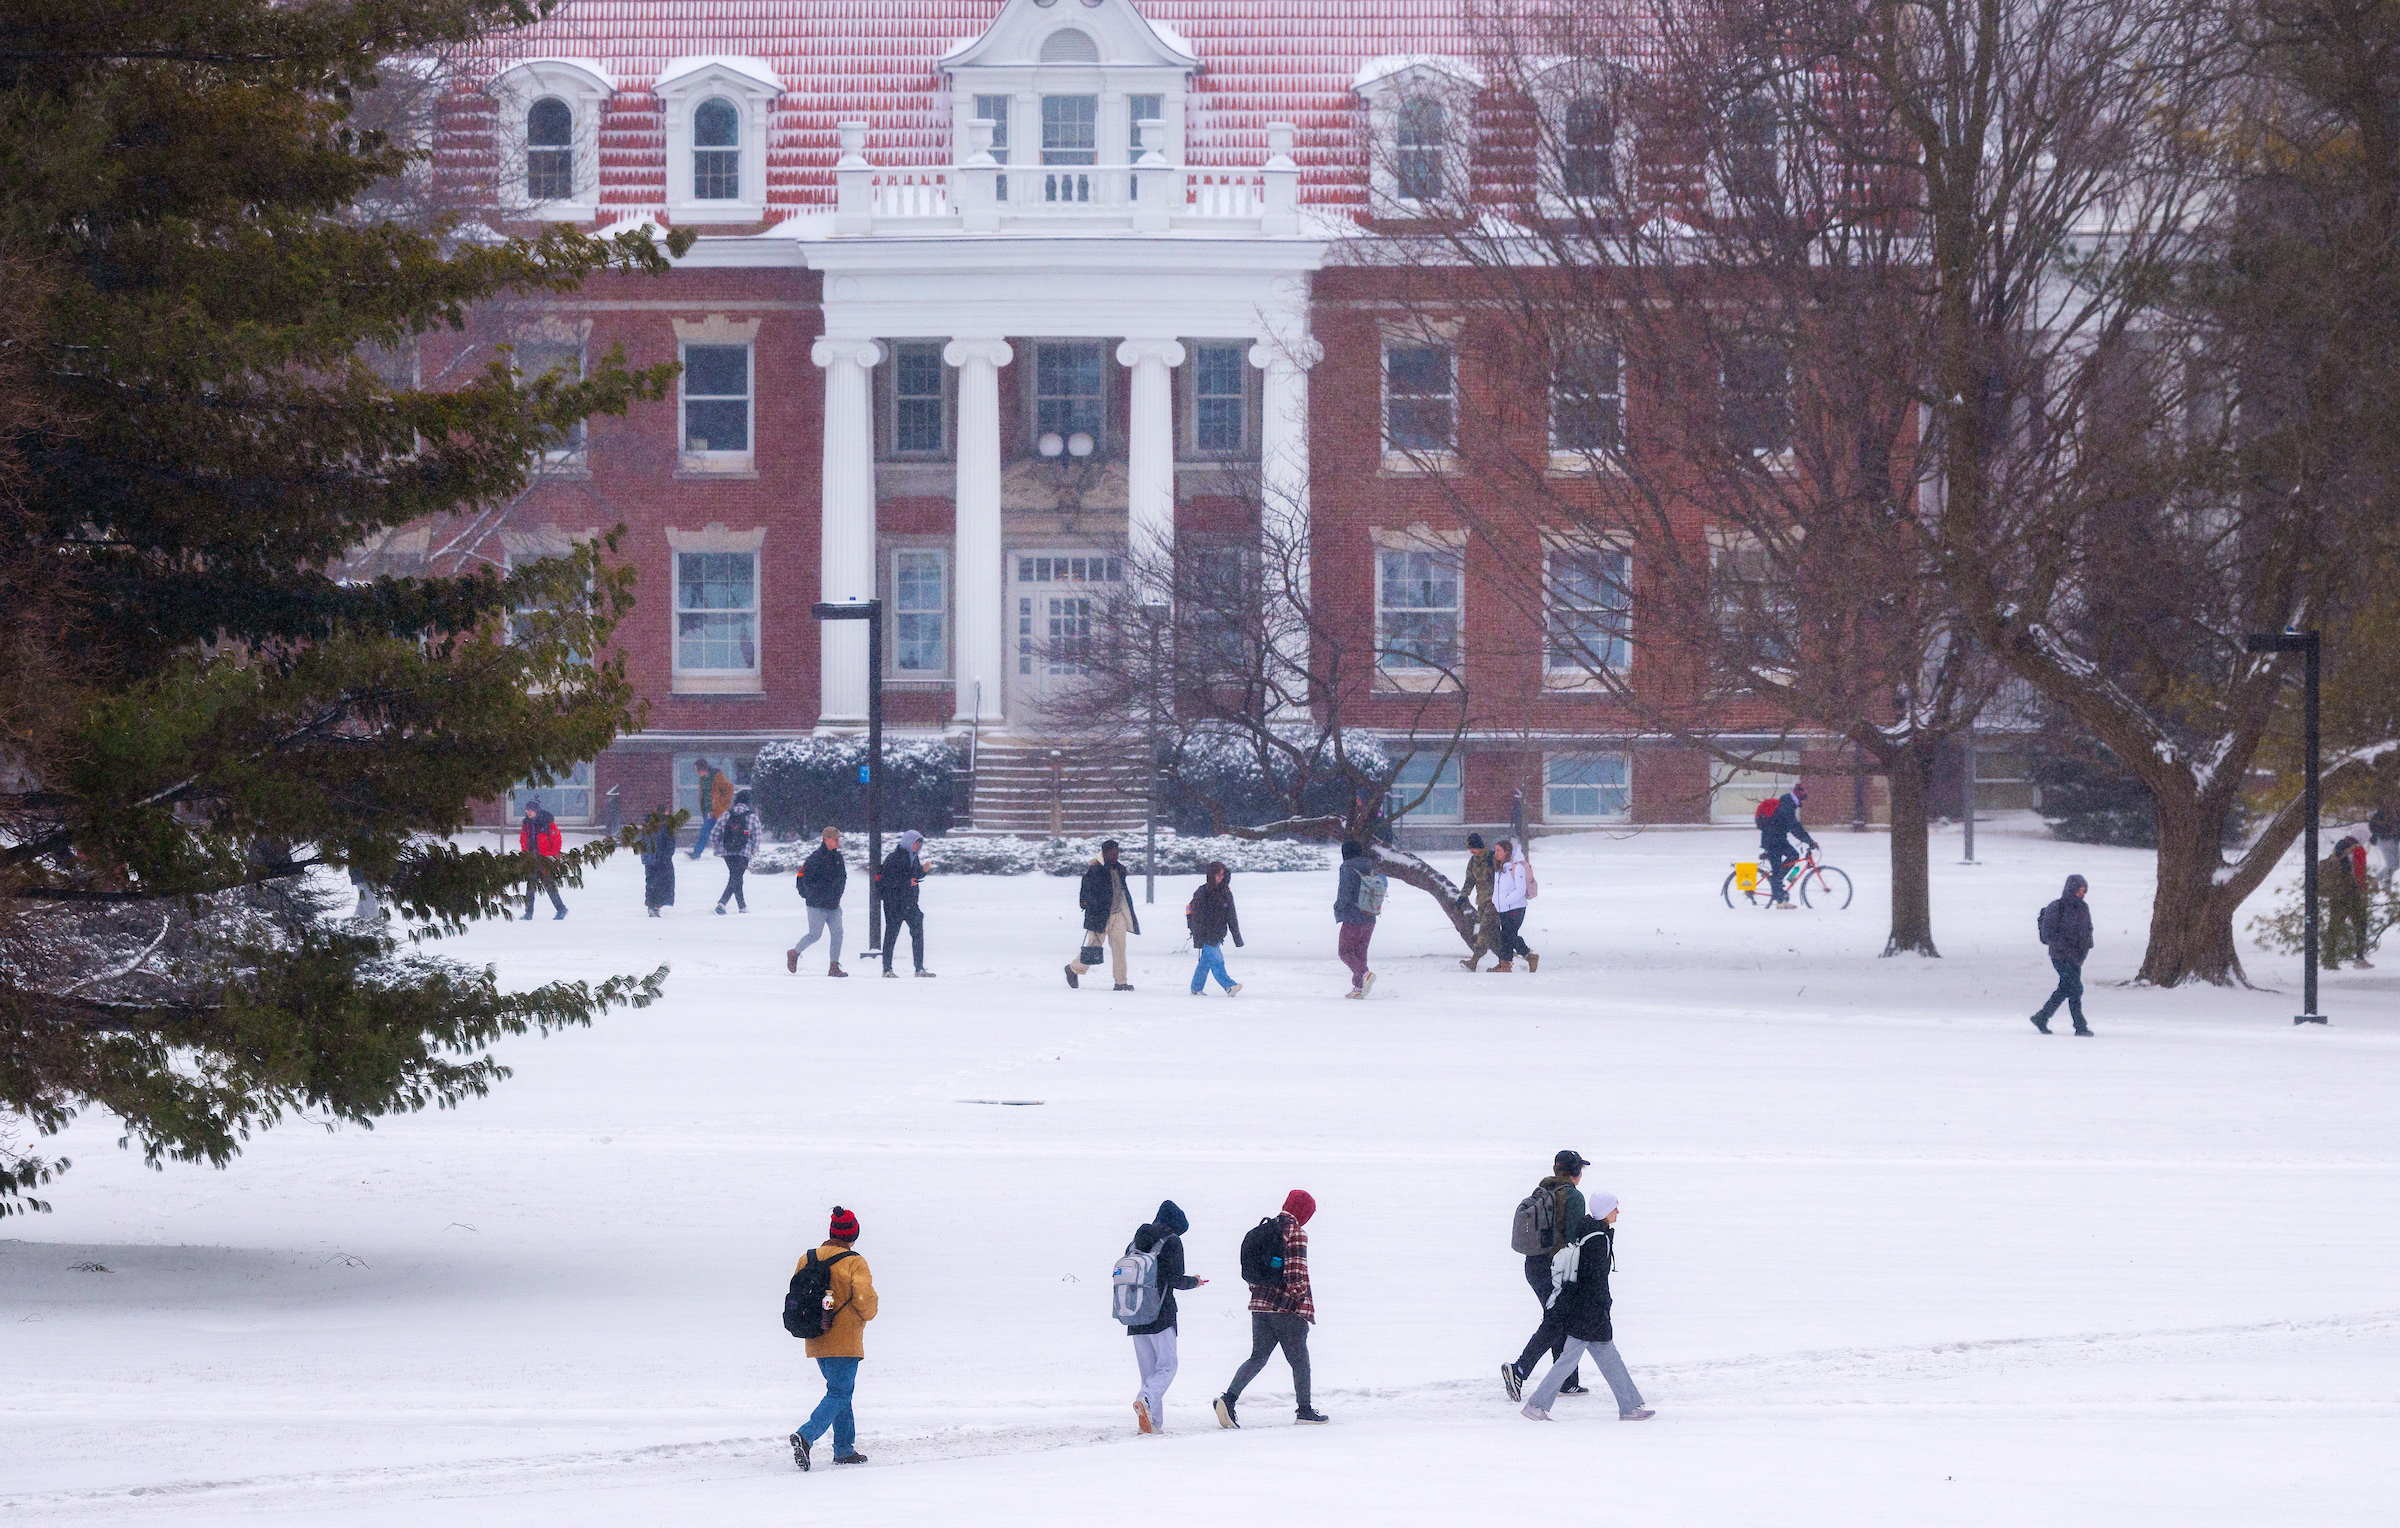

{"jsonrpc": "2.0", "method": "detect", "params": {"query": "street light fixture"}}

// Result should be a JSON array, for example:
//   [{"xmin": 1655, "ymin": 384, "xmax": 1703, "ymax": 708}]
[
  {"xmin": 2244, "ymin": 628, "xmax": 2325, "ymax": 1025},
  {"xmin": 814, "ymin": 597, "xmax": 885, "ymax": 958}
]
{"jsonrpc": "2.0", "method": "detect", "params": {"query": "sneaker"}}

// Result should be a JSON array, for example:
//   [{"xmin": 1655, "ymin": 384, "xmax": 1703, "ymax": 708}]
[
  {"xmin": 1527, "ymin": 952, "xmax": 1540, "ymax": 973},
  {"xmin": 1227, "ymin": 983, "xmax": 1242, "ymax": 997},
  {"xmin": 1064, "ymin": 964, "xmax": 1080, "ymax": 989},
  {"xmin": 1362, "ymin": 972, "xmax": 1376, "ymax": 996},
  {"xmin": 1191, "ymin": 988, "xmax": 1206, "ymax": 996},
  {"xmin": 1520, "ymin": 1404, "xmax": 1551, "ymax": 1422},
  {"xmin": 715, "ymin": 905, "xmax": 727, "ymax": 916},
  {"xmin": 834, "ymin": 1451, "xmax": 869, "ymax": 1465},
  {"xmin": 648, "ymin": 908, "xmax": 660, "ymax": 918},
  {"xmin": 553, "ymin": 909, "xmax": 567, "ymax": 920},
  {"xmin": 2030, "ymin": 1015, "xmax": 2051, "ymax": 1034},
  {"xmin": 828, "ymin": 964, "xmax": 848, "ymax": 978},
  {"xmin": 882, "ymin": 969, "xmax": 898, "ymax": 979},
  {"xmin": 790, "ymin": 1431, "xmax": 810, "ymax": 1472},
  {"xmin": 1774, "ymin": 902, "xmax": 1801, "ymax": 911},
  {"xmin": 1344, "ymin": 988, "xmax": 1364, "ymax": 1000},
  {"xmin": 1501, "ymin": 1361, "xmax": 1524, "ymax": 1402},
  {"xmin": 2073, "ymin": 1024, "xmax": 2094, "ymax": 1037},
  {"xmin": 1295, "ymin": 1408, "xmax": 1330, "ymax": 1425},
  {"xmin": 1214, "ymin": 1395, "xmax": 1239, "ymax": 1429},
  {"xmin": 1134, "ymin": 1398, "xmax": 1154, "ymax": 1435},
  {"xmin": 1619, "ymin": 1408, "xmax": 1656, "ymax": 1421},
  {"xmin": 1113, "ymin": 983, "xmax": 1135, "ymax": 991},
  {"xmin": 1559, "ymin": 1381, "xmax": 1589, "ymax": 1395},
  {"xmin": 786, "ymin": 949, "xmax": 798, "ymax": 974},
  {"xmin": 916, "ymin": 970, "xmax": 937, "ymax": 978}
]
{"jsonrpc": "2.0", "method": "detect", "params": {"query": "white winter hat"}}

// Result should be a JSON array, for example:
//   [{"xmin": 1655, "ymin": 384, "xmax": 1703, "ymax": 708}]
[{"xmin": 1586, "ymin": 1191, "xmax": 1620, "ymax": 1221}]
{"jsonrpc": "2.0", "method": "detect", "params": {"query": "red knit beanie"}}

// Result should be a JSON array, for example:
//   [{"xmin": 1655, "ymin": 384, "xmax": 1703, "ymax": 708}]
[
  {"xmin": 1282, "ymin": 1189, "xmax": 1316, "ymax": 1225},
  {"xmin": 828, "ymin": 1205, "xmax": 859, "ymax": 1241}
]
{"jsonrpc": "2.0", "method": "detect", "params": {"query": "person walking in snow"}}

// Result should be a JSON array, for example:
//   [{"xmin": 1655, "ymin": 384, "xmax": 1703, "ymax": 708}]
[
  {"xmin": 877, "ymin": 830, "xmax": 933, "ymax": 978},
  {"xmin": 518, "ymin": 803, "xmax": 566, "ymax": 920},
  {"xmin": 1487, "ymin": 838, "xmax": 1540, "ymax": 972},
  {"xmin": 1759, "ymin": 782, "xmax": 1817, "ymax": 909},
  {"xmin": 714, "ymin": 788, "xmax": 758, "ymax": 915},
  {"xmin": 1123, "ymin": 1200, "xmax": 1206, "ymax": 1434},
  {"xmin": 2030, "ymin": 874, "xmax": 2095, "ymax": 1035},
  {"xmin": 1335, "ymin": 840, "xmax": 1381, "ymax": 998},
  {"xmin": 1185, "ymin": 861, "xmax": 1243, "ymax": 996},
  {"xmin": 1503, "ymin": 1150, "xmax": 1590, "ymax": 1402},
  {"xmin": 2370, "ymin": 803, "xmax": 2398, "ymax": 887},
  {"xmin": 789, "ymin": 1205, "xmax": 877, "ymax": 1470},
  {"xmin": 1065, "ymin": 839, "xmax": 1141, "ymax": 991},
  {"xmin": 689, "ymin": 758, "xmax": 732, "ymax": 859},
  {"xmin": 1216, "ymin": 1189, "xmax": 1328, "ymax": 1427},
  {"xmin": 1458, "ymin": 833, "xmax": 1499, "ymax": 970},
  {"xmin": 2323, "ymin": 835, "xmax": 2374, "ymax": 970},
  {"xmin": 786, "ymin": 825, "xmax": 848, "ymax": 976},
  {"xmin": 638, "ymin": 808, "xmax": 677, "ymax": 917},
  {"xmin": 1518, "ymin": 1197, "xmax": 1653, "ymax": 1422}
]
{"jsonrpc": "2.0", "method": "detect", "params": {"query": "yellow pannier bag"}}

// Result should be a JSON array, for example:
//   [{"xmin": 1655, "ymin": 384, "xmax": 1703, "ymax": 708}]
[{"xmin": 1733, "ymin": 861, "xmax": 1762, "ymax": 891}]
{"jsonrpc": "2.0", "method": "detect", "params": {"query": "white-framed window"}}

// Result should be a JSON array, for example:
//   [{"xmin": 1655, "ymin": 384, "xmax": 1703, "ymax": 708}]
[
  {"xmin": 1722, "ymin": 335, "xmax": 1792, "ymax": 457},
  {"xmin": 674, "ymin": 754, "xmax": 754, "ymax": 822},
  {"xmin": 674, "ymin": 549, "xmax": 759, "ymax": 680},
  {"xmin": 512, "ymin": 759, "xmax": 595, "ymax": 824},
  {"xmin": 1551, "ymin": 339, "xmax": 1624, "ymax": 460},
  {"xmin": 1546, "ymin": 544, "xmax": 1631, "ymax": 679},
  {"xmin": 887, "ymin": 340, "xmax": 949, "ymax": 457},
  {"xmin": 1356, "ymin": 57, "xmax": 1480, "ymax": 214},
  {"xmin": 1041, "ymin": 92, "xmax": 1099, "ymax": 203},
  {"xmin": 1386, "ymin": 752, "xmax": 1464, "ymax": 822},
  {"xmin": 1014, "ymin": 552, "xmax": 1124, "ymax": 677},
  {"xmin": 1034, "ymin": 340, "xmax": 1108, "ymax": 444},
  {"xmin": 1711, "ymin": 748, "xmax": 1799, "ymax": 823},
  {"xmin": 1396, "ymin": 95, "xmax": 1448, "ymax": 202},
  {"xmin": 681, "ymin": 342, "xmax": 752, "ymax": 462},
  {"xmin": 891, "ymin": 547, "xmax": 949, "ymax": 676},
  {"xmin": 1562, "ymin": 95, "xmax": 1615, "ymax": 197},
  {"xmin": 1384, "ymin": 339, "xmax": 1457, "ymax": 459},
  {"xmin": 1375, "ymin": 542, "xmax": 1464, "ymax": 680},
  {"xmin": 657, "ymin": 56, "xmax": 780, "ymax": 223},
  {"xmin": 511, "ymin": 336, "xmax": 587, "ymax": 461},
  {"xmin": 489, "ymin": 58, "xmax": 612, "ymax": 221},
  {"xmin": 1546, "ymin": 752, "xmax": 1631, "ymax": 823},
  {"xmin": 1711, "ymin": 532, "xmax": 1796, "ymax": 684},
  {"xmin": 1189, "ymin": 342, "xmax": 1250, "ymax": 455}
]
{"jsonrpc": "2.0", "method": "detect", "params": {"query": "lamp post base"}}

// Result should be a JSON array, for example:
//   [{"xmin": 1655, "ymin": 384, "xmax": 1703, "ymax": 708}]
[{"xmin": 2294, "ymin": 1013, "xmax": 2329, "ymax": 1025}]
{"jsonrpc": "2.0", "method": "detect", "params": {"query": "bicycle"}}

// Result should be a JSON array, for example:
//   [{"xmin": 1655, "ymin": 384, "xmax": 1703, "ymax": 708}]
[{"xmin": 1723, "ymin": 847, "xmax": 1853, "ymax": 910}]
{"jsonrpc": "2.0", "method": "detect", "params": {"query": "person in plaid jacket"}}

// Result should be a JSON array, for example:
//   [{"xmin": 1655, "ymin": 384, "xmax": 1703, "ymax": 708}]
[{"xmin": 1214, "ymin": 1190, "xmax": 1328, "ymax": 1427}]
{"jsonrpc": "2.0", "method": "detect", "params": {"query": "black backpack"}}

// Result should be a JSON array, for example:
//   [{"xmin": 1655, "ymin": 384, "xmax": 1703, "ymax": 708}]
[
  {"xmin": 720, "ymin": 808, "xmax": 754, "ymax": 857},
  {"xmin": 1238, "ymin": 1216, "xmax": 1288, "ymax": 1287},
  {"xmin": 2036, "ymin": 899, "xmax": 2060, "ymax": 946},
  {"xmin": 782, "ymin": 1248, "xmax": 856, "ymax": 1339}
]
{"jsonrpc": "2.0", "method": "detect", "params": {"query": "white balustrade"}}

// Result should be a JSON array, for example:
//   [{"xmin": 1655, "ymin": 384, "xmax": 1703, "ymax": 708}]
[{"xmin": 871, "ymin": 170, "xmax": 950, "ymax": 220}]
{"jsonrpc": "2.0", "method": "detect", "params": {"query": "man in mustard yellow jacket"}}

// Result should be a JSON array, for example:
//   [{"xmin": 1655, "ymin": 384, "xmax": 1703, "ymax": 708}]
[{"xmin": 791, "ymin": 1206, "xmax": 878, "ymax": 1470}]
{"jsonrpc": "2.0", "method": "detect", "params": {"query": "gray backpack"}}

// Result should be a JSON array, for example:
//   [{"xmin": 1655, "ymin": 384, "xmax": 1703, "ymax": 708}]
[
  {"xmin": 1110, "ymin": 1238, "xmax": 1165, "ymax": 1326},
  {"xmin": 1353, "ymin": 869, "xmax": 1389, "ymax": 917},
  {"xmin": 1510, "ymin": 1182, "xmax": 1567, "ymax": 1256}
]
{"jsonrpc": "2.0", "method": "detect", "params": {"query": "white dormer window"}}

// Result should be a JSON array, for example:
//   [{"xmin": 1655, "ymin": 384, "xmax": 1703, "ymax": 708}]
[
  {"xmin": 489, "ymin": 58, "xmax": 613, "ymax": 221},
  {"xmin": 657, "ymin": 56, "xmax": 781, "ymax": 223},
  {"xmin": 1355, "ymin": 56, "xmax": 1482, "ymax": 214},
  {"xmin": 941, "ymin": 0, "xmax": 1197, "ymax": 202},
  {"xmin": 1532, "ymin": 62, "xmax": 1640, "ymax": 208}
]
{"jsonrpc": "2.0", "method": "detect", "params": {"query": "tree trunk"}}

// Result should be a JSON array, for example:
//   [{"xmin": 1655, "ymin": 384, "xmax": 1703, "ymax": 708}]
[
  {"xmin": 1881, "ymin": 748, "xmax": 1939, "ymax": 958},
  {"xmin": 2138, "ymin": 796, "xmax": 2250, "ymax": 986},
  {"xmin": 1224, "ymin": 816, "xmax": 1479, "ymax": 948}
]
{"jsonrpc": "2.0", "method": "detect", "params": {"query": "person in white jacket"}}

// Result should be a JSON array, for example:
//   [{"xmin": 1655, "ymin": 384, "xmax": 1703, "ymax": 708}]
[{"xmin": 1488, "ymin": 839, "xmax": 1539, "ymax": 972}]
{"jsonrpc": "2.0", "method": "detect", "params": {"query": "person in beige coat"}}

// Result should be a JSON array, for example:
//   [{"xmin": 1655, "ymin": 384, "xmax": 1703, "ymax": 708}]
[{"xmin": 791, "ymin": 1205, "xmax": 879, "ymax": 1469}]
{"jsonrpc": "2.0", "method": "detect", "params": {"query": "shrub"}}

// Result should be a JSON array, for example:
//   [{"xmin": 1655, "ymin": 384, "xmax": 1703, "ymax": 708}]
[
  {"xmin": 1162, "ymin": 726, "xmax": 1391, "ymax": 835},
  {"xmin": 752, "ymin": 737, "xmax": 961, "ymax": 840}
]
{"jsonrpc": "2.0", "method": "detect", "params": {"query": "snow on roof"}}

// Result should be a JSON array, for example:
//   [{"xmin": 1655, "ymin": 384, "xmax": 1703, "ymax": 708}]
[
  {"xmin": 489, "ymin": 54, "xmax": 618, "ymax": 92},
  {"xmin": 1352, "ymin": 54, "xmax": 1486, "ymax": 91},
  {"xmin": 1141, "ymin": 16, "xmax": 1200, "ymax": 64},
  {"xmin": 654, "ymin": 54, "xmax": 784, "ymax": 95}
]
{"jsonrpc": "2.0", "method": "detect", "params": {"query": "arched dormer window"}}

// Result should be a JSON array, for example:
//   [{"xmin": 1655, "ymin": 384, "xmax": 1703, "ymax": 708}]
[
  {"xmin": 1562, "ymin": 96, "xmax": 1613, "ymax": 197},
  {"xmin": 1396, "ymin": 96, "xmax": 1447, "ymax": 202},
  {"xmin": 1354, "ymin": 56, "xmax": 1481, "ymax": 216},
  {"xmin": 694, "ymin": 97, "xmax": 740, "ymax": 199},
  {"xmin": 1039, "ymin": 27, "xmax": 1100, "ymax": 63},
  {"xmin": 526, "ymin": 97, "xmax": 574, "ymax": 201}
]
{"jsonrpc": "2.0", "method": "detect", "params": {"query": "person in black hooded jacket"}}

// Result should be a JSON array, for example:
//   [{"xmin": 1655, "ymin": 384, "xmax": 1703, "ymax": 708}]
[
  {"xmin": 2031, "ymin": 874, "xmax": 2094, "ymax": 1036},
  {"xmin": 1518, "ymin": 1199, "xmax": 1652, "ymax": 1421},
  {"xmin": 1126, "ymin": 1199, "xmax": 1204, "ymax": 1433}
]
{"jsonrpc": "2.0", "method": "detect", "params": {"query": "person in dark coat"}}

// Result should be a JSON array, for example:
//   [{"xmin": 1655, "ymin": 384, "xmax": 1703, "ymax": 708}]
[
  {"xmin": 1126, "ymin": 1199, "xmax": 1205, "ymax": 1433},
  {"xmin": 1065, "ymin": 839, "xmax": 1141, "ymax": 991},
  {"xmin": 877, "ymin": 830, "xmax": 932, "ymax": 978},
  {"xmin": 2031, "ymin": 873, "xmax": 2095, "ymax": 1035},
  {"xmin": 1759, "ymin": 783, "xmax": 1818, "ymax": 908},
  {"xmin": 1185, "ymin": 861, "xmax": 1243, "ymax": 996},
  {"xmin": 786, "ymin": 825, "xmax": 848, "ymax": 976},
  {"xmin": 638, "ymin": 809, "xmax": 677, "ymax": 917},
  {"xmin": 1518, "ymin": 1199, "xmax": 1652, "ymax": 1421},
  {"xmin": 1335, "ymin": 840, "xmax": 1379, "ymax": 997},
  {"xmin": 1503, "ymin": 1150, "xmax": 1590, "ymax": 1401},
  {"xmin": 714, "ymin": 788, "xmax": 758, "ymax": 914}
]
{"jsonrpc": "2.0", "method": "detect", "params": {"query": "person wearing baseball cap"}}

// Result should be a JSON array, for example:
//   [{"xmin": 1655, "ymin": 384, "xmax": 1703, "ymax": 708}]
[
  {"xmin": 790, "ymin": 1205, "xmax": 878, "ymax": 1470},
  {"xmin": 1503, "ymin": 1151, "xmax": 1591, "ymax": 1401}
]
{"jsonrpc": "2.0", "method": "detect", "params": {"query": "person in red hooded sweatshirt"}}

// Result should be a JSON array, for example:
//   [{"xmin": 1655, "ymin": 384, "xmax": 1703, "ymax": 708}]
[{"xmin": 1214, "ymin": 1190, "xmax": 1328, "ymax": 1427}]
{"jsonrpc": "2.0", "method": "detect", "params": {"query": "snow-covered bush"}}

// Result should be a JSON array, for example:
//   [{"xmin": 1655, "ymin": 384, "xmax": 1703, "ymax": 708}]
[
  {"xmin": 752, "ymin": 737, "xmax": 961, "ymax": 840},
  {"xmin": 1163, "ymin": 725, "xmax": 1390, "ymax": 834}
]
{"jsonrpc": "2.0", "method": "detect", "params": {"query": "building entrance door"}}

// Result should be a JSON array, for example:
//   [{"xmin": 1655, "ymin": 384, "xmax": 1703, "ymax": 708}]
[{"xmin": 1010, "ymin": 549, "xmax": 1125, "ymax": 726}]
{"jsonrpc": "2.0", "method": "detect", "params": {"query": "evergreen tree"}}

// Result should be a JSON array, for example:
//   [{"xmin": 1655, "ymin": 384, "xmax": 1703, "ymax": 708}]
[{"xmin": 0, "ymin": 0, "xmax": 695, "ymax": 1214}]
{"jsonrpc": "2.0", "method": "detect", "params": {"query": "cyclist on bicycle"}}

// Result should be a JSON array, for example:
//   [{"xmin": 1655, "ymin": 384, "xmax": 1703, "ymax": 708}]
[{"xmin": 1759, "ymin": 782, "xmax": 1818, "ymax": 909}]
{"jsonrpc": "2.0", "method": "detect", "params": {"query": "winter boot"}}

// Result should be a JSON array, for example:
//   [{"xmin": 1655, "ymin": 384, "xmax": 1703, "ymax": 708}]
[
  {"xmin": 1213, "ymin": 1395, "xmax": 1239, "ymax": 1429},
  {"xmin": 1461, "ymin": 953, "xmax": 1482, "ymax": 972},
  {"xmin": 1113, "ymin": 983, "xmax": 1135, "ymax": 992},
  {"xmin": 1501, "ymin": 1362, "xmax": 1524, "ymax": 1402},
  {"xmin": 828, "ymin": 963, "xmax": 848, "ymax": 978},
  {"xmin": 2029, "ymin": 1014, "xmax": 2052, "ymax": 1034},
  {"xmin": 1295, "ymin": 1408, "xmax": 1330, "ymax": 1425},
  {"xmin": 1526, "ymin": 952, "xmax": 1540, "ymax": 973},
  {"xmin": 2073, "ymin": 1023, "xmax": 2094, "ymax": 1036},
  {"xmin": 1489, "ymin": 961, "xmax": 1514, "ymax": 973},
  {"xmin": 834, "ymin": 1452, "xmax": 868, "ymax": 1465},
  {"xmin": 1064, "ymin": 964, "xmax": 1080, "ymax": 988},
  {"xmin": 790, "ymin": 1431, "xmax": 810, "ymax": 1472},
  {"xmin": 715, "ymin": 904, "xmax": 727, "ymax": 915}
]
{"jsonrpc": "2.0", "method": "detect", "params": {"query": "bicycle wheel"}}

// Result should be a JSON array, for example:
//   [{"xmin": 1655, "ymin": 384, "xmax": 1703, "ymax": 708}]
[
  {"xmin": 1800, "ymin": 865, "xmax": 1853, "ymax": 910},
  {"xmin": 1722, "ymin": 870, "xmax": 1764, "ymax": 908}
]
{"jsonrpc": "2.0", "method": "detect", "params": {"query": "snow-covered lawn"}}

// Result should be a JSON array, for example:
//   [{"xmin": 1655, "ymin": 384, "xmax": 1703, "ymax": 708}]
[{"xmin": 5, "ymin": 820, "xmax": 2395, "ymax": 1526}]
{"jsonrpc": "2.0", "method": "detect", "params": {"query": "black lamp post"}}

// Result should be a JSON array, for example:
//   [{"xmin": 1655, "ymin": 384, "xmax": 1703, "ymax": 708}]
[
  {"xmin": 2244, "ymin": 628, "xmax": 2324, "ymax": 1025},
  {"xmin": 815, "ymin": 598, "xmax": 885, "ymax": 957}
]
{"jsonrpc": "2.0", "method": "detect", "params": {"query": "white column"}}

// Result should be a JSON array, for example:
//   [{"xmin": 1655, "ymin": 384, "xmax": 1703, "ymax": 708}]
[
  {"xmin": 812, "ymin": 337, "xmax": 884, "ymax": 726},
  {"xmin": 1251, "ymin": 334, "xmax": 1321, "ymax": 712},
  {"xmin": 1116, "ymin": 338, "xmax": 1185, "ymax": 600},
  {"xmin": 944, "ymin": 338, "xmax": 1012, "ymax": 726}
]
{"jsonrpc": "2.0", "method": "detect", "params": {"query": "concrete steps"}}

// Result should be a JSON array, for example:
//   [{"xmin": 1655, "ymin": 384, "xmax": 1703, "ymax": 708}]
[{"xmin": 966, "ymin": 737, "xmax": 1152, "ymax": 837}]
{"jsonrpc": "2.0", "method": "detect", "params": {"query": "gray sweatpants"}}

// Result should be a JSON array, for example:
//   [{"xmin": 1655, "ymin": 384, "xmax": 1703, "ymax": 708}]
[
  {"xmin": 791, "ymin": 905, "xmax": 844, "ymax": 961},
  {"xmin": 1132, "ymin": 1328, "xmax": 1179, "ymax": 1429},
  {"xmin": 1527, "ymin": 1337, "xmax": 1645, "ymax": 1416}
]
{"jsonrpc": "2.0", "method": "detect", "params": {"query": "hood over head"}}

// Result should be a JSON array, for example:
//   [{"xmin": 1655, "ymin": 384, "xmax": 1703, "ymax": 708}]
[
  {"xmin": 898, "ymin": 830, "xmax": 924, "ymax": 851},
  {"xmin": 2063, "ymin": 874, "xmax": 2088, "ymax": 897},
  {"xmin": 1153, "ymin": 1199, "xmax": 1189, "ymax": 1236},
  {"xmin": 1339, "ymin": 840, "xmax": 1365, "ymax": 860},
  {"xmin": 1282, "ymin": 1188, "xmax": 1317, "ymax": 1225}
]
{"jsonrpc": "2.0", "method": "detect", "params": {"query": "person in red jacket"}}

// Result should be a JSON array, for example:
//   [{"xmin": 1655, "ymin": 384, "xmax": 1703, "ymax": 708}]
[{"xmin": 519, "ymin": 804, "xmax": 567, "ymax": 920}]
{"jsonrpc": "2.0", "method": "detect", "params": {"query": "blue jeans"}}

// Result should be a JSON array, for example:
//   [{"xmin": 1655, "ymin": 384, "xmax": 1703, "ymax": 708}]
[
  {"xmin": 2033, "ymin": 956, "xmax": 2086, "ymax": 1026},
  {"xmin": 688, "ymin": 813, "xmax": 718, "ymax": 858},
  {"xmin": 800, "ymin": 1356, "xmax": 859, "ymax": 1453},
  {"xmin": 1191, "ymin": 943, "xmax": 1234, "ymax": 992}
]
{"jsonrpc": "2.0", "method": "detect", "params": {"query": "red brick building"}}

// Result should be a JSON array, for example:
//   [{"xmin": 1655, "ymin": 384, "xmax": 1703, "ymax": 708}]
[{"xmin": 441, "ymin": 0, "xmax": 1873, "ymax": 841}]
